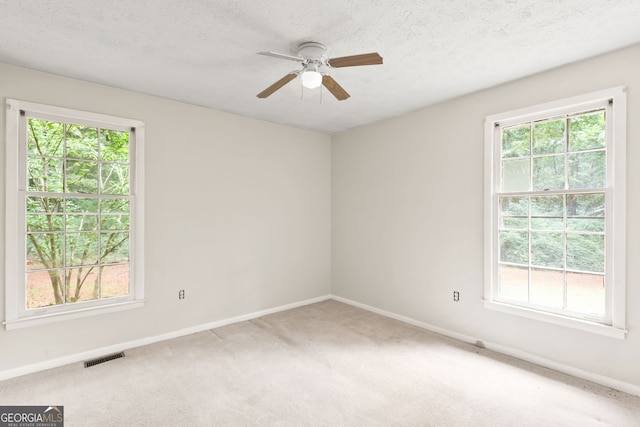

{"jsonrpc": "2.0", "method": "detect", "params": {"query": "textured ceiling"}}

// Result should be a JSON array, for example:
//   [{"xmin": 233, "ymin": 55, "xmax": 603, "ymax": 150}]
[{"xmin": 1, "ymin": 1, "xmax": 639, "ymax": 134}]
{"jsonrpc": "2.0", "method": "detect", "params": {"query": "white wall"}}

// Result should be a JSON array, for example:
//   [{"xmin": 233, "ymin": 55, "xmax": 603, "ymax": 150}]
[
  {"xmin": 332, "ymin": 44, "xmax": 640, "ymax": 388},
  {"xmin": 0, "ymin": 63, "xmax": 331, "ymax": 372},
  {"xmin": 3, "ymin": 43, "xmax": 640, "ymax": 390}
]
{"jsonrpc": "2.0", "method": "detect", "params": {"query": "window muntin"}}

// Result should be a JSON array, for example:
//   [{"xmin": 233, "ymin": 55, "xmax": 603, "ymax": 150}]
[
  {"xmin": 485, "ymin": 88, "xmax": 626, "ymax": 336},
  {"xmin": 5, "ymin": 100, "xmax": 145, "ymax": 329}
]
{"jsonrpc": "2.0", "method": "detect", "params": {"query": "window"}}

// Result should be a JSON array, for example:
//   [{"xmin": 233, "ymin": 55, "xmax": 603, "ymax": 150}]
[
  {"xmin": 484, "ymin": 87, "xmax": 626, "ymax": 338},
  {"xmin": 5, "ymin": 100, "xmax": 145, "ymax": 330}
]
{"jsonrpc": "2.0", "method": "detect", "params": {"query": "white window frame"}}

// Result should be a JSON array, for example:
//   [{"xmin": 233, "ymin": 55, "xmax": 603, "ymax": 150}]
[
  {"xmin": 484, "ymin": 87, "xmax": 626, "ymax": 339},
  {"xmin": 4, "ymin": 99, "xmax": 145, "ymax": 330}
]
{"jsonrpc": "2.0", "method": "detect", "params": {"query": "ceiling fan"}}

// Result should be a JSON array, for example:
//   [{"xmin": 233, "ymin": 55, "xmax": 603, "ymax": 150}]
[{"xmin": 256, "ymin": 42, "xmax": 383, "ymax": 101}]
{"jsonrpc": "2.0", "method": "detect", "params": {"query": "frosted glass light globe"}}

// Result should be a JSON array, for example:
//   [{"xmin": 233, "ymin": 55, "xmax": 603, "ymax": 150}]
[{"xmin": 301, "ymin": 70, "xmax": 322, "ymax": 89}]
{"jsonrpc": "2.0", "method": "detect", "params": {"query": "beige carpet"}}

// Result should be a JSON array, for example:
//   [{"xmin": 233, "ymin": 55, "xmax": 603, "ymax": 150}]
[{"xmin": 1, "ymin": 300, "xmax": 639, "ymax": 426}]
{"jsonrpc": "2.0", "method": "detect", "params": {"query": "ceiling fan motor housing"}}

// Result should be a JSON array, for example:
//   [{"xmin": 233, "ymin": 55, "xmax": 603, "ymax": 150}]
[{"xmin": 297, "ymin": 42, "xmax": 327, "ymax": 62}]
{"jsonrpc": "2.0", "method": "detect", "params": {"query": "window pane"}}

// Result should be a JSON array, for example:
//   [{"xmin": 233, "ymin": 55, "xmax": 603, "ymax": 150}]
[
  {"xmin": 66, "ymin": 160, "xmax": 99, "ymax": 193},
  {"xmin": 66, "ymin": 197, "xmax": 99, "ymax": 213},
  {"xmin": 27, "ymin": 197, "xmax": 63, "ymax": 213},
  {"xmin": 101, "ymin": 214, "xmax": 129, "ymax": 230},
  {"xmin": 66, "ymin": 214, "xmax": 98, "ymax": 231},
  {"xmin": 499, "ymin": 196, "xmax": 528, "ymax": 229},
  {"xmin": 499, "ymin": 231, "xmax": 528, "ymax": 265},
  {"xmin": 66, "ymin": 267, "xmax": 99, "ymax": 303},
  {"xmin": 566, "ymin": 272, "xmax": 604, "ymax": 315},
  {"xmin": 27, "ymin": 214, "xmax": 63, "ymax": 232},
  {"xmin": 568, "ymin": 151, "xmax": 605, "ymax": 189},
  {"xmin": 533, "ymin": 119, "xmax": 565, "ymax": 155},
  {"xmin": 66, "ymin": 124, "xmax": 99, "ymax": 160},
  {"xmin": 102, "ymin": 198, "xmax": 129, "ymax": 213},
  {"xmin": 533, "ymin": 155, "xmax": 564, "ymax": 191},
  {"xmin": 498, "ymin": 265, "xmax": 528, "ymax": 302},
  {"xmin": 66, "ymin": 232, "xmax": 99, "ymax": 267},
  {"xmin": 101, "ymin": 163, "xmax": 130, "ymax": 195},
  {"xmin": 569, "ymin": 111, "xmax": 605, "ymax": 151},
  {"xmin": 530, "ymin": 268, "xmax": 563, "ymax": 308},
  {"xmin": 567, "ymin": 193, "xmax": 604, "ymax": 217},
  {"xmin": 567, "ymin": 193, "xmax": 605, "ymax": 232},
  {"xmin": 101, "ymin": 129, "xmax": 130, "ymax": 162},
  {"xmin": 100, "ymin": 264, "xmax": 130, "ymax": 298},
  {"xmin": 27, "ymin": 233, "xmax": 63, "ymax": 270},
  {"xmin": 101, "ymin": 232, "xmax": 130, "ymax": 264},
  {"xmin": 502, "ymin": 159, "xmax": 530, "ymax": 192},
  {"xmin": 502, "ymin": 125, "xmax": 530, "ymax": 158},
  {"xmin": 567, "ymin": 233, "xmax": 604, "ymax": 273},
  {"xmin": 27, "ymin": 270, "xmax": 65, "ymax": 308},
  {"xmin": 28, "ymin": 119, "xmax": 64, "ymax": 157},
  {"xmin": 567, "ymin": 218, "xmax": 604, "ymax": 233},
  {"xmin": 28, "ymin": 157, "xmax": 64, "ymax": 192},
  {"xmin": 531, "ymin": 232, "xmax": 563, "ymax": 268},
  {"xmin": 530, "ymin": 195, "xmax": 563, "ymax": 230}
]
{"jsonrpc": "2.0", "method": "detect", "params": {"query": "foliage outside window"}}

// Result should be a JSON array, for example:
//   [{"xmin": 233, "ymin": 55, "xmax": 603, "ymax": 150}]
[
  {"xmin": 484, "ymin": 88, "xmax": 626, "ymax": 338},
  {"xmin": 5, "ymin": 100, "xmax": 145, "ymax": 330}
]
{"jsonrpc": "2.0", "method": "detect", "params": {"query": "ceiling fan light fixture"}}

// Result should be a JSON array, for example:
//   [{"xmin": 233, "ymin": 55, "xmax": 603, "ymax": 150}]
[{"xmin": 301, "ymin": 70, "xmax": 322, "ymax": 89}]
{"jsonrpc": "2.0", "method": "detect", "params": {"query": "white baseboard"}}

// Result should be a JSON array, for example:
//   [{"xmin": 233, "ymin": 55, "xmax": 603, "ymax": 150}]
[
  {"xmin": 0, "ymin": 294, "xmax": 331, "ymax": 382},
  {"xmin": 331, "ymin": 295, "xmax": 640, "ymax": 398},
  {"xmin": 4, "ymin": 292, "xmax": 640, "ymax": 399}
]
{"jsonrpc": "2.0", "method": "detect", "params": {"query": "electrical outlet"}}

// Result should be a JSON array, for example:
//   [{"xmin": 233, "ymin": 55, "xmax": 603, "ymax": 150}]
[
  {"xmin": 453, "ymin": 291, "xmax": 460, "ymax": 302},
  {"xmin": 179, "ymin": 289, "xmax": 185, "ymax": 300}
]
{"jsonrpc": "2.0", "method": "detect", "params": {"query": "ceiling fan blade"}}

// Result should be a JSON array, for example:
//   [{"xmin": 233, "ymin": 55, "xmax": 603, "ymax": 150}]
[
  {"xmin": 322, "ymin": 75, "xmax": 350, "ymax": 101},
  {"xmin": 328, "ymin": 52, "xmax": 383, "ymax": 68},
  {"xmin": 257, "ymin": 73, "xmax": 297, "ymax": 98},
  {"xmin": 257, "ymin": 51, "xmax": 305, "ymax": 62}
]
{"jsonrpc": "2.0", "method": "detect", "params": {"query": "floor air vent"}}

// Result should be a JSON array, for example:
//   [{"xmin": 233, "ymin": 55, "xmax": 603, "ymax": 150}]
[{"xmin": 84, "ymin": 352, "xmax": 125, "ymax": 368}]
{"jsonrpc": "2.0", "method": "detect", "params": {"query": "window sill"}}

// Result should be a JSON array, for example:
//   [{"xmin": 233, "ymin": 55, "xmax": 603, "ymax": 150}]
[
  {"xmin": 4, "ymin": 300, "xmax": 145, "ymax": 331},
  {"xmin": 483, "ymin": 300, "xmax": 626, "ymax": 339}
]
